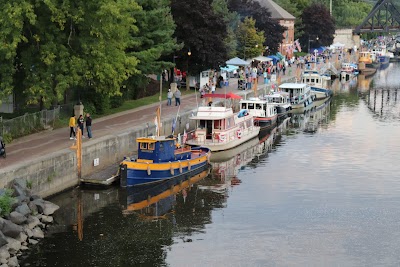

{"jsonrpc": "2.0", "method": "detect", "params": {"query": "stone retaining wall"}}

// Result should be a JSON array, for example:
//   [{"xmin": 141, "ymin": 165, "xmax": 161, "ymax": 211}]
[{"xmin": 0, "ymin": 110, "xmax": 194, "ymax": 198}]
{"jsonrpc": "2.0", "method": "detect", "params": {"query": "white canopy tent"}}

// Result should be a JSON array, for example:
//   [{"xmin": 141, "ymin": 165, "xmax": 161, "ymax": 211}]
[
  {"xmin": 226, "ymin": 57, "xmax": 250, "ymax": 66},
  {"xmin": 331, "ymin": 42, "xmax": 345, "ymax": 48},
  {"xmin": 252, "ymin": 56, "xmax": 273, "ymax": 62}
]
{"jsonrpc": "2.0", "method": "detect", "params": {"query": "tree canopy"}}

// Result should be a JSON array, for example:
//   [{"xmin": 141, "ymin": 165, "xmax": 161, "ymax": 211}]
[
  {"xmin": 299, "ymin": 3, "xmax": 335, "ymax": 52},
  {"xmin": 171, "ymin": 0, "xmax": 228, "ymax": 74},
  {"xmin": 228, "ymin": 0, "xmax": 286, "ymax": 54},
  {"xmin": 236, "ymin": 17, "xmax": 265, "ymax": 59}
]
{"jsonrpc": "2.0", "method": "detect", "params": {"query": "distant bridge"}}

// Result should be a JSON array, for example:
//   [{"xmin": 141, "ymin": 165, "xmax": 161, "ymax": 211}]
[{"xmin": 354, "ymin": 0, "xmax": 400, "ymax": 34}]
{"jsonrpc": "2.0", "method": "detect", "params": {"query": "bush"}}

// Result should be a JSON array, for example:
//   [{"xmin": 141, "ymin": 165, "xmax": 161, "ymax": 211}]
[
  {"xmin": 83, "ymin": 102, "xmax": 96, "ymax": 117},
  {"xmin": 110, "ymin": 95, "xmax": 124, "ymax": 109},
  {"xmin": 0, "ymin": 189, "xmax": 15, "ymax": 216},
  {"xmin": 93, "ymin": 94, "xmax": 110, "ymax": 115},
  {"xmin": 2, "ymin": 132, "xmax": 12, "ymax": 144}
]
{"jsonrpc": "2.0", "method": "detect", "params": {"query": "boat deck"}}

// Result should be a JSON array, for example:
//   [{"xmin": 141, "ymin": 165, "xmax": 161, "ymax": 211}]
[{"xmin": 80, "ymin": 165, "xmax": 120, "ymax": 185}]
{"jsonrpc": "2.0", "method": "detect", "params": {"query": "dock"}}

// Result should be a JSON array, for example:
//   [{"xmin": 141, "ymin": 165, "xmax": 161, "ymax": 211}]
[{"xmin": 80, "ymin": 165, "xmax": 120, "ymax": 186}]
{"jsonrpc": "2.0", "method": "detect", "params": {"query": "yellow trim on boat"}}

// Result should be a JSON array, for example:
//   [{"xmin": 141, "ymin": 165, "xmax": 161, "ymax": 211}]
[
  {"xmin": 136, "ymin": 159, "xmax": 153, "ymax": 163},
  {"xmin": 122, "ymin": 156, "xmax": 207, "ymax": 171}
]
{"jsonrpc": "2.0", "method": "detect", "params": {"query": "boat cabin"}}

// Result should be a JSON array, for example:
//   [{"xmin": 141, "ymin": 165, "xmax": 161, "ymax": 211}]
[
  {"xmin": 136, "ymin": 137, "xmax": 191, "ymax": 163},
  {"xmin": 278, "ymin": 83, "xmax": 311, "ymax": 100},
  {"xmin": 264, "ymin": 92, "xmax": 290, "ymax": 105},
  {"xmin": 359, "ymin": 51, "xmax": 374, "ymax": 64},
  {"xmin": 301, "ymin": 70, "xmax": 331, "ymax": 90},
  {"xmin": 240, "ymin": 97, "xmax": 277, "ymax": 119},
  {"xmin": 191, "ymin": 106, "xmax": 236, "ymax": 141}
]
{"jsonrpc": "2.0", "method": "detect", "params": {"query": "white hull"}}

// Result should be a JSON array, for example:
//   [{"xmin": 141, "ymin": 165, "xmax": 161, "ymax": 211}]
[{"xmin": 186, "ymin": 128, "xmax": 260, "ymax": 152}]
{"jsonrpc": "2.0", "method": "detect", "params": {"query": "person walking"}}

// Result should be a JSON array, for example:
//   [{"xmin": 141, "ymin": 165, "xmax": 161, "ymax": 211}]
[
  {"xmin": 69, "ymin": 114, "xmax": 76, "ymax": 139},
  {"xmin": 174, "ymin": 88, "xmax": 181, "ymax": 106},
  {"xmin": 167, "ymin": 89, "xmax": 173, "ymax": 106},
  {"xmin": 77, "ymin": 114, "xmax": 85, "ymax": 138},
  {"xmin": 211, "ymin": 83, "xmax": 216, "ymax": 94},
  {"xmin": 86, "ymin": 113, "xmax": 93, "ymax": 139}
]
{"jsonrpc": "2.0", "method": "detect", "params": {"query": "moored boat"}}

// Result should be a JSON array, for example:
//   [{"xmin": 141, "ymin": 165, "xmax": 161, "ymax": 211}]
[
  {"xmin": 278, "ymin": 83, "xmax": 314, "ymax": 113},
  {"xmin": 120, "ymin": 136, "xmax": 211, "ymax": 186},
  {"xmin": 263, "ymin": 92, "xmax": 292, "ymax": 122},
  {"xmin": 186, "ymin": 106, "xmax": 260, "ymax": 152},
  {"xmin": 301, "ymin": 69, "xmax": 333, "ymax": 106},
  {"xmin": 239, "ymin": 97, "xmax": 278, "ymax": 130},
  {"xmin": 359, "ymin": 51, "xmax": 380, "ymax": 69}
]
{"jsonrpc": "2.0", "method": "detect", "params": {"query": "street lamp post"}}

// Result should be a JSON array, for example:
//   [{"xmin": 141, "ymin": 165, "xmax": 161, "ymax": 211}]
[{"xmin": 308, "ymin": 35, "xmax": 319, "ymax": 53}]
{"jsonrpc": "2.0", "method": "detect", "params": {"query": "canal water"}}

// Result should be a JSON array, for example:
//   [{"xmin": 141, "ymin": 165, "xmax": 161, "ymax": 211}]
[{"xmin": 22, "ymin": 64, "xmax": 400, "ymax": 267}]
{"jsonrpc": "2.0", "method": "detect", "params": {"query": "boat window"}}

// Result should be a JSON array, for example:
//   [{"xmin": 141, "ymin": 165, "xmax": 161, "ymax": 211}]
[
  {"xmin": 241, "ymin": 103, "xmax": 247, "ymax": 109},
  {"xmin": 316, "ymin": 79, "xmax": 319, "ymax": 83},
  {"xmin": 248, "ymin": 103, "xmax": 255, "ymax": 109},
  {"xmin": 214, "ymin": 120, "xmax": 222, "ymax": 130},
  {"xmin": 199, "ymin": 120, "xmax": 206, "ymax": 129},
  {"xmin": 306, "ymin": 78, "xmax": 310, "ymax": 83},
  {"xmin": 256, "ymin": 104, "xmax": 262, "ymax": 109},
  {"xmin": 140, "ymin": 142, "xmax": 147, "ymax": 150},
  {"xmin": 311, "ymin": 79, "xmax": 315, "ymax": 83},
  {"xmin": 148, "ymin": 143, "xmax": 155, "ymax": 150}
]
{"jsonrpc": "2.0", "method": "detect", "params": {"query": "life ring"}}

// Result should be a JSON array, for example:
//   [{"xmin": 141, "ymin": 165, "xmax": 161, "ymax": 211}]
[
  {"xmin": 219, "ymin": 133, "xmax": 226, "ymax": 142},
  {"xmin": 237, "ymin": 128, "xmax": 242, "ymax": 139}
]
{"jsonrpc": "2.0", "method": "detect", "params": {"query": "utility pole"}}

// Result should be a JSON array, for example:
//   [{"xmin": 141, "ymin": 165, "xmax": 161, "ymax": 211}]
[{"xmin": 330, "ymin": 0, "xmax": 332, "ymax": 16}]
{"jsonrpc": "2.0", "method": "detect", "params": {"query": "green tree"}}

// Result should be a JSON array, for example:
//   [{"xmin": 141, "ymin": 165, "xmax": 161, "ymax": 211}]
[
  {"xmin": 299, "ymin": 3, "xmax": 335, "ymax": 52},
  {"xmin": 171, "ymin": 0, "xmax": 228, "ymax": 75},
  {"xmin": 124, "ymin": 0, "xmax": 179, "ymax": 99},
  {"xmin": 236, "ymin": 17, "xmax": 265, "ymax": 59},
  {"xmin": 0, "ymin": 1, "xmax": 35, "ymax": 105},
  {"xmin": 1, "ymin": 0, "xmax": 141, "ymax": 110},
  {"xmin": 334, "ymin": 0, "xmax": 372, "ymax": 27},
  {"xmin": 212, "ymin": 0, "xmax": 241, "ymax": 58},
  {"xmin": 227, "ymin": 0, "xmax": 286, "ymax": 54}
]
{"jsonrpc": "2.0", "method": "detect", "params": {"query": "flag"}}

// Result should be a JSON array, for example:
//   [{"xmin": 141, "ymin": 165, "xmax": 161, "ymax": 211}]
[
  {"xmin": 183, "ymin": 129, "xmax": 188, "ymax": 144},
  {"xmin": 295, "ymin": 39, "xmax": 302, "ymax": 52},
  {"xmin": 155, "ymin": 106, "xmax": 161, "ymax": 136},
  {"xmin": 177, "ymin": 133, "xmax": 181, "ymax": 146},
  {"xmin": 171, "ymin": 118, "xmax": 176, "ymax": 133},
  {"xmin": 154, "ymin": 116, "xmax": 158, "ymax": 135}
]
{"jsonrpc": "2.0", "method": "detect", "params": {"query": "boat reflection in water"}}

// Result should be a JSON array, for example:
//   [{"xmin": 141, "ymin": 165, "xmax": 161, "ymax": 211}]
[
  {"xmin": 199, "ymin": 118, "xmax": 290, "ymax": 194},
  {"xmin": 289, "ymin": 98, "xmax": 331, "ymax": 133},
  {"xmin": 120, "ymin": 165, "xmax": 211, "ymax": 219}
]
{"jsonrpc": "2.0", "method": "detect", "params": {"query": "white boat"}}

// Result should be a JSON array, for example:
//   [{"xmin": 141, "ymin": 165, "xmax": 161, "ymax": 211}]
[
  {"xmin": 278, "ymin": 83, "xmax": 314, "ymax": 113},
  {"xmin": 239, "ymin": 97, "xmax": 278, "ymax": 130},
  {"xmin": 262, "ymin": 92, "xmax": 292, "ymax": 122},
  {"xmin": 186, "ymin": 106, "xmax": 260, "ymax": 152},
  {"xmin": 301, "ymin": 69, "xmax": 332, "ymax": 106},
  {"xmin": 302, "ymin": 69, "xmax": 331, "ymax": 91},
  {"xmin": 340, "ymin": 62, "xmax": 358, "ymax": 81}
]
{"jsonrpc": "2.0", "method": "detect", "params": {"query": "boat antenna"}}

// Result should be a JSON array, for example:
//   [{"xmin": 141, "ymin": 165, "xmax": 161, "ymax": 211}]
[{"xmin": 159, "ymin": 71, "xmax": 163, "ymax": 136}]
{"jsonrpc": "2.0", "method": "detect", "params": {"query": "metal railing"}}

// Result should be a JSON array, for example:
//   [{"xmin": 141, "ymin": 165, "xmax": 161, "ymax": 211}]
[{"xmin": 0, "ymin": 106, "xmax": 60, "ymax": 139}]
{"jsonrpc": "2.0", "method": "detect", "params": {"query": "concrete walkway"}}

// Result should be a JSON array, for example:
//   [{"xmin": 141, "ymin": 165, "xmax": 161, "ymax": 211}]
[{"xmin": 0, "ymin": 66, "xmax": 301, "ymax": 170}]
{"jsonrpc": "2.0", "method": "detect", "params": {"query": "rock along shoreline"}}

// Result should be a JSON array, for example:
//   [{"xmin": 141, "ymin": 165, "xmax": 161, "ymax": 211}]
[{"xmin": 0, "ymin": 180, "xmax": 59, "ymax": 267}]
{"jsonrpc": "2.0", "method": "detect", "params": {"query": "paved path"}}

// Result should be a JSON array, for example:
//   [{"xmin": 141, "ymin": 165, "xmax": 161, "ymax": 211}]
[{"xmin": 0, "ymin": 67, "xmax": 301, "ymax": 170}]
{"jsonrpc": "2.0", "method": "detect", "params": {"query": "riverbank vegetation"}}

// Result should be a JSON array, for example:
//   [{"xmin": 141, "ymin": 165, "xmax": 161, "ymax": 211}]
[{"xmin": 0, "ymin": 0, "xmax": 361, "ymax": 129}]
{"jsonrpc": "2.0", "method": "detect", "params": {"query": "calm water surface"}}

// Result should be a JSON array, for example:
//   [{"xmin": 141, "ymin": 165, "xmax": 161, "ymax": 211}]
[{"xmin": 22, "ymin": 64, "xmax": 400, "ymax": 267}]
